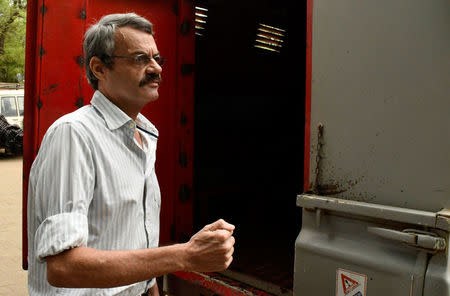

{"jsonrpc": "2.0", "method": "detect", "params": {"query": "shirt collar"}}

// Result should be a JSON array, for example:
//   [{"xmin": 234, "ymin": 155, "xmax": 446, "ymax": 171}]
[
  {"xmin": 136, "ymin": 113, "xmax": 159, "ymax": 138},
  {"xmin": 90, "ymin": 90, "xmax": 159, "ymax": 137},
  {"xmin": 91, "ymin": 90, "xmax": 131, "ymax": 130}
]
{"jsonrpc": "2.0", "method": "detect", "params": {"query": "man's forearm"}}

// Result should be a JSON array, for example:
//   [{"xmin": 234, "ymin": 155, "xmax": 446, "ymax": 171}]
[
  {"xmin": 46, "ymin": 219, "xmax": 235, "ymax": 289},
  {"xmin": 46, "ymin": 244, "xmax": 186, "ymax": 288}
]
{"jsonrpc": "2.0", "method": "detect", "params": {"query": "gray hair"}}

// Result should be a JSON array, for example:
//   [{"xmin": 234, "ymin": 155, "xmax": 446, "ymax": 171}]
[{"xmin": 83, "ymin": 13, "xmax": 153, "ymax": 90}]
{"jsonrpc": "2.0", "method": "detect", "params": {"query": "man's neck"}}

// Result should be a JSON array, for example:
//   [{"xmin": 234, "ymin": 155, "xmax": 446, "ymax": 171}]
[{"xmin": 98, "ymin": 89, "xmax": 141, "ymax": 121}]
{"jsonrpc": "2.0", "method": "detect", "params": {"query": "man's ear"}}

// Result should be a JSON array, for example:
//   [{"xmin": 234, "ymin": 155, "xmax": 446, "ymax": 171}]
[{"xmin": 89, "ymin": 56, "xmax": 108, "ymax": 82}]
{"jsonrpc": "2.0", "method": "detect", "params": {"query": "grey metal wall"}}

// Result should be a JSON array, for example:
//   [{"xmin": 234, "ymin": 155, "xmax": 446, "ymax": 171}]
[{"xmin": 309, "ymin": 0, "xmax": 450, "ymax": 212}]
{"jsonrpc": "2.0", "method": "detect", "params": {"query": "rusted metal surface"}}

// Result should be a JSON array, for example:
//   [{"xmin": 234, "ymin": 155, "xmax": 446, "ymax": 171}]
[
  {"xmin": 307, "ymin": 123, "xmax": 369, "ymax": 199},
  {"xmin": 310, "ymin": 122, "xmax": 324, "ymax": 193},
  {"xmin": 171, "ymin": 271, "xmax": 275, "ymax": 296},
  {"xmin": 219, "ymin": 270, "xmax": 292, "ymax": 296}
]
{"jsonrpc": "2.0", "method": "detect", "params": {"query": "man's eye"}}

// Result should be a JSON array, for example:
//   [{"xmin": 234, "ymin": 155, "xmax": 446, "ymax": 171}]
[
  {"xmin": 135, "ymin": 55, "xmax": 150, "ymax": 64},
  {"xmin": 154, "ymin": 56, "xmax": 165, "ymax": 66}
]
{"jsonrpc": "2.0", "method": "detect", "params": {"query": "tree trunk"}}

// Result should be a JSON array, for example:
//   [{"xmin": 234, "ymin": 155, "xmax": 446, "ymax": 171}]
[{"xmin": 0, "ymin": 10, "xmax": 20, "ymax": 56}]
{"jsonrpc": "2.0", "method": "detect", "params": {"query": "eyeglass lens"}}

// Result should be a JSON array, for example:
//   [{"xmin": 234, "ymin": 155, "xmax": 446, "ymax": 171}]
[{"xmin": 136, "ymin": 54, "xmax": 165, "ymax": 66}]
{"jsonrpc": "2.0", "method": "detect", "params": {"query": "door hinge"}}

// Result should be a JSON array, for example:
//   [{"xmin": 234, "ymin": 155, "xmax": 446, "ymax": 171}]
[{"xmin": 367, "ymin": 227, "xmax": 446, "ymax": 253}]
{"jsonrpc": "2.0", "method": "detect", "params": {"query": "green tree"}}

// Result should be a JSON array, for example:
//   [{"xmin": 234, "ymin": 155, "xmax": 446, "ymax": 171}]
[{"xmin": 0, "ymin": 0, "xmax": 27, "ymax": 82}]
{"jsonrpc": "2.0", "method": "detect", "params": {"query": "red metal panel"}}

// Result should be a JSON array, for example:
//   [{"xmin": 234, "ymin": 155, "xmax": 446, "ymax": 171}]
[
  {"xmin": 22, "ymin": 0, "xmax": 90, "ymax": 269},
  {"xmin": 173, "ymin": 0, "xmax": 195, "ymax": 242},
  {"xmin": 22, "ymin": 0, "xmax": 39, "ymax": 270},
  {"xmin": 37, "ymin": 1, "xmax": 88, "ymax": 135},
  {"xmin": 303, "ymin": 0, "xmax": 313, "ymax": 192},
  {"xmin": 23, "ymin": 0, "xmax": 194, "ymax": 267}
]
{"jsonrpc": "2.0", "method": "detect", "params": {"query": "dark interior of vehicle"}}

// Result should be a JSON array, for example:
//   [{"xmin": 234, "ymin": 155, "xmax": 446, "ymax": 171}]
[{"xmin": 193, "ymin": 0, "xmax": 306, "ymax": 290}]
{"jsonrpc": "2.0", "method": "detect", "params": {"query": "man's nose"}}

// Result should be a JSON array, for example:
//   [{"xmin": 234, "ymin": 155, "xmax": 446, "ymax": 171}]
[{"xmin": 146, "ymin": 59, "xmax": 162, "ymax": 74}]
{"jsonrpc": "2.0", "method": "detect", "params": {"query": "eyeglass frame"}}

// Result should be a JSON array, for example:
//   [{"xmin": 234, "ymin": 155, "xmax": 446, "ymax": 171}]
[{"xmin": 109, "ymin": 53, "xmax": 166, "ymax": 67}]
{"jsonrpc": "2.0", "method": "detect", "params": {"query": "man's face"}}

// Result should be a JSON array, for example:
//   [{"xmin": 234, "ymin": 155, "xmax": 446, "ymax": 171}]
[{"xmin": 101, "ymin": 26, "xmax": 163, "ymax": 110}]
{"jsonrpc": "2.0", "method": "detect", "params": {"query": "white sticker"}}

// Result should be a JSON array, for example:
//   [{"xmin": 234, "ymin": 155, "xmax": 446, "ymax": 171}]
[{"xmin": 336, "ymin": 268, "xmax": 367, "ymax": 296}]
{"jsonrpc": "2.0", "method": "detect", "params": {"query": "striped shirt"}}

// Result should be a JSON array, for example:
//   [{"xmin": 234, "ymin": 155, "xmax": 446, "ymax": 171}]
[{"xmin": 27, "ymin": 90, "xmax": 161, "ymax": 295}]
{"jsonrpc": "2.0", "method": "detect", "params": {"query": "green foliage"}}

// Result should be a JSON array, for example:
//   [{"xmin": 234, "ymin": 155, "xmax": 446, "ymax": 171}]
[{"xmin": 0, "ymin": 0, "xmax": 27, "ymax": 83}]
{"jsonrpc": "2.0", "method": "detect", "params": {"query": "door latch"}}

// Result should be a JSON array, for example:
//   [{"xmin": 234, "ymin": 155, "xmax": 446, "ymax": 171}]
[{"xmin": 367, "ymin": 227, "xmax": 446, "ymax": 253}]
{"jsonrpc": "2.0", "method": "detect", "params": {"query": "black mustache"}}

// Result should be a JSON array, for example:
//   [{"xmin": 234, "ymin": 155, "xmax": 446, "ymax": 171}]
[{"xmin": 139, "ymin": 73, "xmax": 162, "ymax": 87}]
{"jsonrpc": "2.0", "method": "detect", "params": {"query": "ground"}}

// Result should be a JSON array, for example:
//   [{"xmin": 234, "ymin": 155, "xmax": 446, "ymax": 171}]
[{"xmin": 0, "ymin": 155, "xmax": 28, "ymax": 295}]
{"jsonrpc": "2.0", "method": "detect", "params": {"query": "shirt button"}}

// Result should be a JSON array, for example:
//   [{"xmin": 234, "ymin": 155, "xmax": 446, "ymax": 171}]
[{"xmin": 129, "ymin": 122, "xmax": 135, "ymax": 129}]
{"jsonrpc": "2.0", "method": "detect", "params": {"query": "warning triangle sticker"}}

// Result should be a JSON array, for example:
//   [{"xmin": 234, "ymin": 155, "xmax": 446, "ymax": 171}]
[{"xmin": 341, "ymin": 274, "xmax": 359, "ymax": 295}]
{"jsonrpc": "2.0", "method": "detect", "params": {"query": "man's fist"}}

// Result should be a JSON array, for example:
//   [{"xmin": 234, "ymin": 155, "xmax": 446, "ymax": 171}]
[{"xmin": 182, "ymin": 219, "xmax": 235, "ymax": 272}]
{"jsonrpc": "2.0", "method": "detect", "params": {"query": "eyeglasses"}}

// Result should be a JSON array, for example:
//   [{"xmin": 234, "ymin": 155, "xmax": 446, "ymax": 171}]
[{"xmin": 111, "ymin": 53, "xmax": 166, "ymax": 67}]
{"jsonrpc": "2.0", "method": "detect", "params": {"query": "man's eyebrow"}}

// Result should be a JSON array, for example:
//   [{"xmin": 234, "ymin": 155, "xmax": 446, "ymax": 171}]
[{"xmin": 130, "ymin": 50, "xmax": 161, "ymax": 56}]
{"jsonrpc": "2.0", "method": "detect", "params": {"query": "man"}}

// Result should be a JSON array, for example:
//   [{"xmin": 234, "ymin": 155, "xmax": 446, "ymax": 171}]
[{"xmin": 27, "ymin": 13, "xmax": 235, "ymax": 296}]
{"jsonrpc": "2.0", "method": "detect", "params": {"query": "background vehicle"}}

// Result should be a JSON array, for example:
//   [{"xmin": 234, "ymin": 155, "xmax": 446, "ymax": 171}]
[
  {"xmin": 22, "ymin": 0, "xmax": 449, "ymax": 295},
  {"xmin": 0, "ymin": 89, "xmax": 24, "ymax": 130}
]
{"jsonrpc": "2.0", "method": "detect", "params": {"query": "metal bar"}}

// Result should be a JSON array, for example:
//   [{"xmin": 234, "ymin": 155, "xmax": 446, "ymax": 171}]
[
  {"xmin": 254, "ymin": 44, "xmax": 280, "ymax": 53},
  {"xmin": 255, "ymin": 39, "xmax": 282, "ymax": 48},
  {"xmin": 367, "ymin": 227, "xmax": 416, "ymax": 245},
  {"xmin": 259, "ymin": 23, "xmax": 286, "ymax": 32},
  {"xmin": 195, "ymin": 6, "xmax": 208, "ymax": 12},
  {"xmin": 257, "ymin": 27, "xmax": 285, "ymax": 37},
  {"xmin": 219, "ymin": 270, "xmax": 292, "ymax": 296},
  {"xmin": 256, "ymin": 33, "xmax": 284, "ymax": 42},
  {"xmin": 195, "ymin": 12, "xmax": 207, "ymax": 18},
  {"xmin": 172, "ymin": 271, "xmax": 273, "ymax": 296},
  {"xmin": 297, "ymin": 194, "xmax": 447, "ymax": 230}
]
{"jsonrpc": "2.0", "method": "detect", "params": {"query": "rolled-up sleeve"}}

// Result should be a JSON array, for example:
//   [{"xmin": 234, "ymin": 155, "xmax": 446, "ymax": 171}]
[
  {"xmin": 29, "ymin": 121, "xmax": 95, "ymax": 262},
  {"xmin": 35, "ymin": 213, "xmax": 88, "ymax": 262}
]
